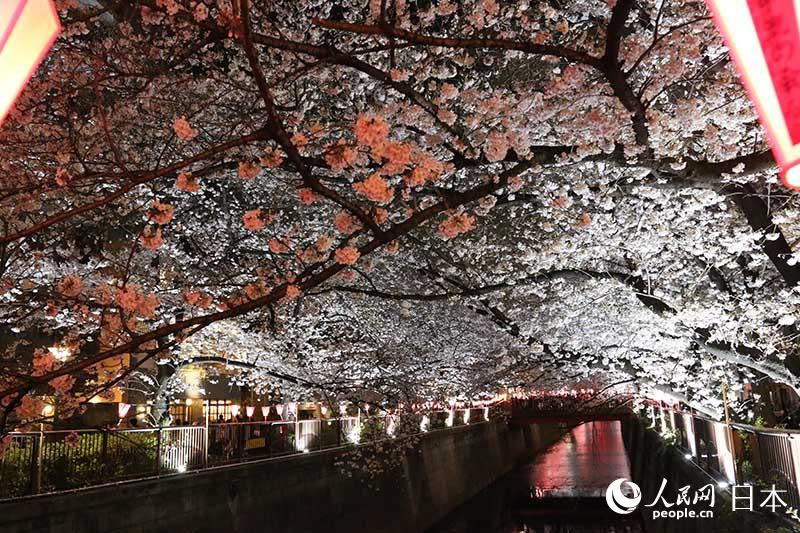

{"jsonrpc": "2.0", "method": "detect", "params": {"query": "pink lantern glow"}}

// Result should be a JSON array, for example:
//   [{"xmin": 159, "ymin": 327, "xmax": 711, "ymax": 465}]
[
  {"xmin": 705, "ymin": 0, "xmax": 800, "ymax": 188},
  {"xmin": 261, "ymin": 405, "xmax": 270, "ymax": 418},
  {"xmin": 230, "ymin": 404, "xmax": 240, "ymax": 418},
  {"xmin": 275, "ymin": 404, "xmax": 284, "ymax": 419},
  {"xmin": 245, "ymin": 405, "xmax": 255, "ymax": 418},
  {"xmin": 118, "ymin": 402, "xmax": 131, "ymax": 419},
  {"xmin": 0, "ymin": 0, "xmax": 61, "ymax": 126}
]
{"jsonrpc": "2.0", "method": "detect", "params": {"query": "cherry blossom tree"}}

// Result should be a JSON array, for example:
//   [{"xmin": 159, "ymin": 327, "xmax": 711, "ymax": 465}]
[{"xmin": 1, "ymin": 0, "xmax": 799, "ymax": 437}]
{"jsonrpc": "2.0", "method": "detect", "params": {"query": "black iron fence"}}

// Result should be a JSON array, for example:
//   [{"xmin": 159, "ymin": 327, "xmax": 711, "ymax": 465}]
[{"xmin": 0, "ymin": 408, "xmax": 490, "ymax": 499}]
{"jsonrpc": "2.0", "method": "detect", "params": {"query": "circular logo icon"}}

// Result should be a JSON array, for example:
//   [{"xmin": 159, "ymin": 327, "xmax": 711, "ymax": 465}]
[{"xmin": 605, "ymin": 478, "xmax": 642, "ymax": 514}]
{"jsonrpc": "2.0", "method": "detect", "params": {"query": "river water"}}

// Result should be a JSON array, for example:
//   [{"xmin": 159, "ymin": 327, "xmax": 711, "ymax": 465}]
[{"xmin": 427, "ymin": 421, "xmax": 645, "ymax": 533}]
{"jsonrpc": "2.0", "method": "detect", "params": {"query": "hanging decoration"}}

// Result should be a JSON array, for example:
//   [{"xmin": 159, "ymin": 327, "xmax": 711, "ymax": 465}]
[
  {"xmin": 706, "ymin": 0, "xmax": 800, "ymax": 188},
  {"xmin": 0, "ymin": 0, "xmax": 61, "ymax": 126}
]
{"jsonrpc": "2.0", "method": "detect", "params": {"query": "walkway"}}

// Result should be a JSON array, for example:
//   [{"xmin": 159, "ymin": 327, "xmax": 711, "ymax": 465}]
[{"xmin": 521, "ymin": 421, "xmax": 632, "ymax": 498}]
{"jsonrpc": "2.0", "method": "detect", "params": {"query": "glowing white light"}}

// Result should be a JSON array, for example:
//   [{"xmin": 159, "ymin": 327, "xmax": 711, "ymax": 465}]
[
  {"xmin": 176, "ymin": 464, "xmax": 187, "ymax": 473},
  {"xmin": 48, "ymin": 346, "xmax": 70, "ymax": 362},
  {"xmin": 684, "ymin": 453, "xmax": 693, "ymax": 460}
]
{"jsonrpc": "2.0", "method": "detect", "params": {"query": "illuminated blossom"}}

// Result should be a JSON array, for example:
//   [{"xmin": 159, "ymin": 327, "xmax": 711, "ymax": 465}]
[
  {"xmin": 484, "ymin": 131, "xmax": 509, "ymax": 162},
  {"xmin": 182, "ymin": 290, "xmax": 212, "ymax": 309},
  {"xmin": 291, "ymin": 133, "xmax": 309, "ymax": 148},
  {"xmin": 390, "ymin": 69, "xmax": 410, "ymax": 81},
  {"xmin": 175, "ymin": 172, "xmax": 200, "ymax": 192},
  {"xmin": 440, "ymin": 83, "xmax": 459, "ymax": 100},
  {"xmin": 239, "ymin": 161, "xmax": 261, "ymax": 180},
  {"xmin": 261, "ymin": 147, "xmax": 284, "ymax": 168},
  {"xmin": 57, "ymin": 275, "xmax": 83, "ymax": 297},
  {"xmin": 353, "ymin": 174, "xmax": 394, "ymax": 204},
  {"xmin": 325, "ymin": 142, "xmax": 358, "ymax": 170},
  {"xmin": 193, "ymin": 2, "xmax": 208, "ymax": 20},
  {"xmin": 173, "ymin": 116, "xmax": 198, "ymax": 140},
  {"xmin": 437, "ymin": 213, "xmax": 476, "ymax": 240},
  {"xmin": 149, "ymin": 200, "xmax": 174, "ymax": 225},
  {"xmin": 32, "ymin": 348, "xmax": 57, "ymax": 377},
  {"xmin": 354, "ymin": 114, "xmax": 389, "ymax": 148},
  {"xmin": 374, "ymin": 208, "xmax": 389, "ymax": 225},
  {"xmin": 378, "ymin": 143, "xmax": 411, "ymax": 175},
  {"xmin": 406, "ymin": 154, "xmax": 445, "ymax": 186},
  {"xmin": 298, "ymin": 188, "xmax": 320, "ymax": 205},
  {"xmin": 49, "ymin": 374, "xmax": 75, "ymax": 394},
  {"xmin": 316, "ymin": 234, "xmax": 333, "ymax": 252},
  {"xmin": 335, "ymin": 246, "xmax": 361, "ymax": 265},
  {"xmin": 284, "ymin": 284, "xmax": 301, "ymax": 299},
  {"xmin": 269, "ymin": 239, "xmax": 290, "ymax": 254},
  {"xmin": 243, "ymin": 209, "xmax": 267, "ymax": 231},
  {"xmin": 334, "ymin": 211, "xmax": 362, "ymax": 233},
  {"xmin": 115, "ymin": 285, "xmax": 160, "ymax": 318},
  {"xmin": 140, "ymin": 226, "xmax": 163, "ymax": 249}
]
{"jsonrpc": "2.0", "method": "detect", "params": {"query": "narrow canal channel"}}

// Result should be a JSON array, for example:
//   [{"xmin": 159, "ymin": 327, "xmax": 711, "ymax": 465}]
[{"xmin": 428, "ymin": 421, "xmax": 644, "ymax": 533}]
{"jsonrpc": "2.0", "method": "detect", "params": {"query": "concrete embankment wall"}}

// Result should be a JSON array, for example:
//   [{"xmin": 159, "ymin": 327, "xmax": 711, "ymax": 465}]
[
  {"xmin": 0, "ymin": 421, "xmax": 568, "ymax": 533},
  {"xmin": 621, "ymin": 418, "xmax": 794, "ymax": 533}
]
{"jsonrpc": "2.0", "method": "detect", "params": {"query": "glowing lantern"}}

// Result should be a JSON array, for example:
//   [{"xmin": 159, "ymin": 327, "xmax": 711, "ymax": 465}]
[
  {"xmin": 118, "ymin": 402, "xmax": 131, "ymax": 419},
  {"xmin": 230, "ymin": 404, "xmax": 240, "ymax": 418},
  {"xmin": 0, "ymin": 0, "xmax": 61, "ymax": 126},
  {"xmin": 245, "ymin": 405, "xmax": 255, "ymax": 418},
  {"xmin": 706, "ymin": 0, "xmax": 800, "ymax": 187},
  {"xmin": 275, "ymin": 404, "xmax": 284, "ymax": 419},
  {"xmin": 261, "ymin": 405, "xmax": 270, "ymax": 418}
]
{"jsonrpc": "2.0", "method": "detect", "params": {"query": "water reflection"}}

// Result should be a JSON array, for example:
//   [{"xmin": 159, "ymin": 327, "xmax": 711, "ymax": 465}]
[{"xmin": 428, "ymin": 422, "xmax": 643, "ymax": 533}]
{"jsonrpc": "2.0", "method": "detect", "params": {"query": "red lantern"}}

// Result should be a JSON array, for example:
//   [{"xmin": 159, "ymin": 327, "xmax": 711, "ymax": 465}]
[
  {"xmin": 0, "ymin": 0, "xmax": 60, "ymax": 126},
  {"xmin": 706, "ymin": 0, "xmax": 800, "ymax": 188}
]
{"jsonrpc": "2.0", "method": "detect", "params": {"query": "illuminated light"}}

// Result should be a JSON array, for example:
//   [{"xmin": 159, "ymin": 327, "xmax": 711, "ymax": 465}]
[
  {"xmin": 463, "ymin": 409, "xmax": 471, "ymax": 424},
  {"xmin": 420, "ymin": 415, "xmax": 430, "ymax": 432},
  {"xmin": 717, "ymin": 481, "xmax": 730, "ymax": 489},
  {"xmin": 48, "ymin": 346, "xmax": 70, "ymax": 362},
  {"xmin": 185, "ymin": 398, "xmax": 193, "ymax": 406},
  {"xmin": 484, "ymin": 407, "xmax": 490, "ymax": 421},
  {"xmin": 261, "ymin": 405, "xmax": 270, "ymax": 418},
  {"xmin": 445, "ymin": 409, "xmax": 454, "ymax": 428},
  {"xmin": 301, "ymin": 448, "xmax": 309, "ymax": 454},
  {"xmin": 786, "ymin": 163, "xmax": 800, "ymax": 188},
  {"xmin": 275, "ymin": 404, "xmax": 284, "ymax": 419},
  {"xmin": 705, "ymin": 0, "xmax": 800, "ymax": 188},
  {"xmin": 320, "ymin": 405, "xmax": 328, "ymax": 416},
  {"xmin": 230, "ymin": 404, "xmax": 240, "ymax": 417},
  {"xmin": 684, "ymin": 453, "xmax": 693, "ymax": 460},
  {"xmin": 41, "ymin": 403, "xmax": 54, "ymax": 417},
  {"xmin": 117, "ymin": 402, "xmax": 131, "ymax": 419},
  {"xmin": 245, "ymin": 405, "xmax": 255, "ymax": 418},
  {"xmin": 176, "ymin": 464, "xmax": 187, "ymax": 473},
  {"xmin": 0, "ymin": 0, "xmax": 61, "ymax": 126}
]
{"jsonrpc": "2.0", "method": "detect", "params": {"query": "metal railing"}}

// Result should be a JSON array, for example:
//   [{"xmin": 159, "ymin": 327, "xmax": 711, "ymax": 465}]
[
  {"xmin": 0, "ymin": 408, "xmax": 490, "ymax": 499},
  {"xmin": 645, "ymin": 404, "xmax": 800, "ymax": 509}
]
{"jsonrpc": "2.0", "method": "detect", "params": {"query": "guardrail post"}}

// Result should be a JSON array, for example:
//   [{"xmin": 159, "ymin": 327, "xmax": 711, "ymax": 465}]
[
  {"xmin": 155, "ymin": 427, "xmax": 162, "ymax": 474},
  {"xmin": 203, "ymin": 401, "xmax": 209, "ymax": 467},
  {"xmin": 31, "ymin": 426, "xmax": 43, "ymax": 495}
]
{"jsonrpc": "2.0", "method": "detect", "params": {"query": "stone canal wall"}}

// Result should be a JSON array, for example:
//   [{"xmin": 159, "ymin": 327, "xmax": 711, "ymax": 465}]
[{"xmin": 0, "ymin": 421, "xmax": 569, "ymax": 533}]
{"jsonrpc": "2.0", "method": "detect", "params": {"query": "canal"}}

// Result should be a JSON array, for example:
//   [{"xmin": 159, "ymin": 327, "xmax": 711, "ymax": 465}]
[{"xmin": 428, "ymin": 421, "xmax": 644, "ymax": 533}]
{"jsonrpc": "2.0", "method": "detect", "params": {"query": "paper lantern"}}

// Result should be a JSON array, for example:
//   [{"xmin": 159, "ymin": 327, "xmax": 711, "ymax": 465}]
[
  {"xmin": 706, "ymin": 0, "xmax": 800, "ymax": 188},
  {"xmin": 245, "ymin": 405, "xmax": 255, "ymax": 418},
  {"xmin": 118, "ymin": 402, "xmax": 131, "ymax": 419},
  {"xmin": 275, "ymin": 404, "xmax": 284, "ymax": 419},
  {"xmin": 261, "ymin": 405, "xmax": 270, "ymax": 418},
  {"xmin": 0, "ymin": 0, "xmax": 61, "ymax": 126},
  {"xmin": 230, "ymin": 404, "xmax": 240, "ymax": 417}
]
